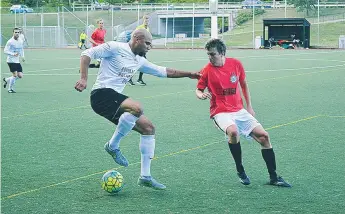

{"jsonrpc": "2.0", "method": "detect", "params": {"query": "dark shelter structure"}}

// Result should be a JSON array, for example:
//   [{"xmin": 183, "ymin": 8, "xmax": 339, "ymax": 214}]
[{"xmin": 263, "ymin": 18, "xmax": 311, "ymax": 48}]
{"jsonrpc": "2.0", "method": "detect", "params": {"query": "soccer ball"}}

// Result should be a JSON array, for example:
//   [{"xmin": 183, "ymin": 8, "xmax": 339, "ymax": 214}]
[{"xmin": 101, "ymin": 170, "xmax": 124, "ymax": 193}]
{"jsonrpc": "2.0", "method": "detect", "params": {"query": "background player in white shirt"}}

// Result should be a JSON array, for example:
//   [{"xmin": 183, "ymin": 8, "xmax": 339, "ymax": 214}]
[
  {"xmin": 75, "ymin": 29, "xmax": 200, "ymax": 190},
  {"xmin": 18, "ymin": 27, "xmax": 28, "ymax": 46},
  {"xmin": 3, "ymin": 27, "xmax": 25, "ymax": 93}
]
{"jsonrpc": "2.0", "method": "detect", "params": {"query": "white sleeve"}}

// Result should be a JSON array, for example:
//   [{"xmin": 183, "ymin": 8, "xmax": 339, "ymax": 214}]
[
  {"xmin": 4, "ymin": 41, "xmax": 15, "ymax": 56},
  {"xmin": 139, "ymin": 58, "xmax": 167, "ymax": 78},
  {"xmin": 20, "ymin": 42, "xmax": 24, "ymax": 58},
  {"xmin": 20, "ymin": 47, "xmax": 24, "ymax": 58},
  {"xmin": 81, "ymin": 41, "xmax": 117, "ymax": 59}
]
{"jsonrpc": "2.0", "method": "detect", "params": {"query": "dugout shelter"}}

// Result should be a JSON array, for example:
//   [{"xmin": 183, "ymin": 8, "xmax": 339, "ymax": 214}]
[{"xmin": 263, "ymin": 18, "xmax": 311, "ymax": 48}]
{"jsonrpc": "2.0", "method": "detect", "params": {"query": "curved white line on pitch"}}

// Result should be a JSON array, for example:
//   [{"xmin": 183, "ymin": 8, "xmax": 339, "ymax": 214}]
[{"xmin": 246, "ymin": 64, "xmax": 345, "ymax": 73}]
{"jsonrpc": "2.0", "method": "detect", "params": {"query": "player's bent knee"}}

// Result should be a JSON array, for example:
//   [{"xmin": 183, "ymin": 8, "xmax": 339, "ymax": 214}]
[
  {"xmin": 125, "ymin": 103, "xmax": 143, "ymax": 117},
  {"xmin": 130, "ymin": 105, "xmax": 143, "ymax": 117},
  {"xmin": 141, "ymin": 123, "xmax": 155, "ymax": 135},
  {"xmin": 226, "ymin": 127, "xmax": 239, "ymax": 138},
  {"xmin": 121, "ymin": 99, "xmax": 144, "ymax": 117},
  {"xmin": 261, "ymin": 131, "xmax": 269, "ymax": 142},
  {"xmin": 258, "ymin": 132, "xmax": 270, "ymax": 147}
]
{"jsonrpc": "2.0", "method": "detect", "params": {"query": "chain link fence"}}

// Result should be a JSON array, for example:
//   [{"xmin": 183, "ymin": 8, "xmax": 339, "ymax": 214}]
[{"xmin": 1, "ymin": 3, "xmax": 344, "ymax": 49}]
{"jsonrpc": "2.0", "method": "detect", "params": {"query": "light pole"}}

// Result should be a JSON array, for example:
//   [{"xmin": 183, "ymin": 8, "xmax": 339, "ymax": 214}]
[
  {"xmin": 209, "ymin": 0, "xmax": 218, "ymax": 39},
  {"xmin": 318, "ymin": 0, "xmax": 320, "ymax": 46}
]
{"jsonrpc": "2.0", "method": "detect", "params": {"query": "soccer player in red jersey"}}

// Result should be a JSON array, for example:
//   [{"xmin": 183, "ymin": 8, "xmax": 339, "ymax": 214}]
[
  {"xmin": 196, "ymin": 38, "xmax": 291, "ymax": 187},
  {"xmin": 90, "ymin": 18, "xmax": 106, "ymax": 47},
  {"xmin": 89, "ymin": 19, "xmax": 106, "ymax": 68}
]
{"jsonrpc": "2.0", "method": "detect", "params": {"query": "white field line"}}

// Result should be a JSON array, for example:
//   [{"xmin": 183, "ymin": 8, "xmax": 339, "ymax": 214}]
[
  {"xmin": 3, "ymin": 55, "xmax": 344, "ymax": 75},
  {"xmin": 21, "ymin": 49, "xmax": 345, "ymax": 62},
  {"xmin": 1, "ymin": 51, "xmax": 344, "ymax": 75},
  {"xmin": 15, "ymin": 63, "xmax": 345, "ymax": 76},
  {"xmin": 246, "ymin": 63, "xmax": 345, "ymax": 73}
]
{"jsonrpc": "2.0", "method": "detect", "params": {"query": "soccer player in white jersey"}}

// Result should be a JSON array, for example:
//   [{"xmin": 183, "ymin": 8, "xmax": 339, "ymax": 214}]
[
  {"xmin": 18, "ymin": 27, "xmax": 27, "ymax": 46},
  {"xmin": 75, "ymin": 29, "xmax": 200, "ymax": 190},
  {"xmin": 3, "ymin": 27, "xmax": 25, "ymax": 93}
]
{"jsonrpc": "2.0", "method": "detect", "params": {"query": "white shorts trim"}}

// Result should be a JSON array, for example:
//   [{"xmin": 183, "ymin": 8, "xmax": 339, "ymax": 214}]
[{"xmin": 213, "ymin": 109, "xmax": 261, "ymax": 139}]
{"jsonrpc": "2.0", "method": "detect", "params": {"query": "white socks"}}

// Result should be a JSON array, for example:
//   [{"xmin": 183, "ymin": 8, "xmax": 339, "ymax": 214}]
[
  {"xmin": 140, "ymin": 135, "xmax": 155, "ymax": 177},
  {"xmin": 109, "ymin": 112, "xmax": 139, "ymax": 150},
  {"xmin": 7, "ymin": 76, "xmax": 16, "ymax": 91},
  {"xmin": 107, "ymin": 113, "xmax": 155, "ymax": 177}
]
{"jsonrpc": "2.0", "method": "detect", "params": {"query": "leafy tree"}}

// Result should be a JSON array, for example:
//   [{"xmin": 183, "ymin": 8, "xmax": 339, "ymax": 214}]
[{"xmin": 289, "ymin": 0, "xmax": 317, "ymax": 16}]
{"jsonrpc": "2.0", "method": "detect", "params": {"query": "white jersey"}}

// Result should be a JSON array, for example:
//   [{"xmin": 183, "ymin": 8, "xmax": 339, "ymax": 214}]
[
  {"xmin": 19, "ymin": 34, "xmax": 26, "ymax": 43},
  {"xmin": 81, "ymin": 41, "xmax": 167, "ymax": 93},
  {"xmin": 4, "ymin": 37, "xmax": 25, "ymax": 63}
]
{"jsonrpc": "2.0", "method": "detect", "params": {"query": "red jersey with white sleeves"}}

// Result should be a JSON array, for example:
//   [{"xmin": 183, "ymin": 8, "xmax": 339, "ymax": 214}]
[
  {"xmin": 91, "ymin": 28, "xmax": 106, "ymax": 47},
  {"xmin": 197, "ymin": 58, "xmax": 246, "ymax": 118}
]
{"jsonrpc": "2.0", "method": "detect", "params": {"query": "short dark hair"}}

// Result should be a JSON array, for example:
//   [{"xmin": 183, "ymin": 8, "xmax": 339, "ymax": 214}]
[
  {"xmin": 205, "ymin": 38, "xmax": 226, "ymax": 55},
  {"xmin": 13, "ymin": 27, "xmax": 20, "ymax": 32}
]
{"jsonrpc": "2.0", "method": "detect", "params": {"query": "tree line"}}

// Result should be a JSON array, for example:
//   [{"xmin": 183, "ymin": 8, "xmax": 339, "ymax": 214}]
[{"xmin": 1, "ymin": 0, "xmax": 344, "ymax": 15}]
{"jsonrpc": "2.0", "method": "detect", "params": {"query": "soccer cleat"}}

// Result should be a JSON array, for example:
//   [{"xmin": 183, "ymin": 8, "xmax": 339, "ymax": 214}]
[
  {"xmin": 137, "ymin": 176, "xmax": 166, "ymax": 190},
  {"xmin": 8, "ymin": 89, "xmax": 16, "ymax": 93},
  {"xmin": 104, "ymin": 142, "xmax": 129, "ymax": 167},
  {"xmin": 3, "ymin": 78, "xmax": 7, "ymax": 89},
  {"xmin": 269, "ymin": 176, "xmax": 292, "ymax": 187},
  {"xmin": 237, "ymin": 172, "xmax": 251, "ymax": 185},
  {"xmin": 136, "ymin": 80, "xmax": 147, "ymax": 86},
  {"xmin": 89, "ymin": 63, "xmax": 100, "ymax": 68},
  {"xmin": 127, "ymin": 79, "xmax": 135, "ymax": 86}
]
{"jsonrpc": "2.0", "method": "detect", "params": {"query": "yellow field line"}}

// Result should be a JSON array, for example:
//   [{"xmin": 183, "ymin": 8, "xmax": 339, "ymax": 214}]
[
  {"xmin": 1, "ymin": 115, "xmax": 321, "ymax": 200},
  {"xmin": 266, "ymin": 115, "xmax": 323, "ymax": 130},
  {"xmin": 1, "ymin": 91, "xmax": 194, "ymax": 119},
  {"xmin": 1, "ymin": 105, "xmax": 89, "ymax": 119},
  {"xmin": 325, "ymin": 115, "xmax": 345, "ymax": 118}
]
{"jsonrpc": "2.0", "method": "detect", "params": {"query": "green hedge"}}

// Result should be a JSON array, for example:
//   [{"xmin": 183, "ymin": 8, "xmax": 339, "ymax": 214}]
[{"xmin": 235, "ymin": 9, "xmax": 265, "ymax": 25}]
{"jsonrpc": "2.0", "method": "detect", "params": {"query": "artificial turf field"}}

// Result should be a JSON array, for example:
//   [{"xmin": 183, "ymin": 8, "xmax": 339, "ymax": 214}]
[{"xmin": 1, "ymin": 48, "xmax": 345, "ymax": 213}]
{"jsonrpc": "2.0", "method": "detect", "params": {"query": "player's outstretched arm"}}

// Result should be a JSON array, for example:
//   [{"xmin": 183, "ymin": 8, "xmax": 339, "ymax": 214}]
[
  {"xmin": 138, "ymin": 61, "xmax": 200, "ymax": 79},
  {"xmin": 75, "ymin": 55, "xmax": 91, "ymax": 92},
  {"xmin": 166, "ymin": 68, "xmax": 201, "ymax": 79}
]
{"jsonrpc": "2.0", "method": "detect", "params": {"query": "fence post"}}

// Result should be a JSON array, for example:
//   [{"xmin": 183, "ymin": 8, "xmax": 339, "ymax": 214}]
[
  {"xmin": 86, "ymin": 5, "xmax": 88, "ymax": 27},
  {"xmin": 57, "ymin": 7, "xmax": 60, "ymax": 48},
  {"xmin": 41, "ymin": 7, "xmax": 44, "ymax": 47},
  {"xmin": 172, "ymin": 7, "xmax": 175, "ymax": 44},
  {"xmin": 50, "ymin": 28, "xmax": 52, "ymax": 46},
  {"xmin": 318, "ymin": 0, "xmax": 320, "ymax": 46},
  {"xmin": 192, "ymin": 3, "xmax": 195, "ymax": 49},
  {"xmin": 33, "ymin": 28, "xmax": 35, "ymax": 47},
  {"xmin": 14, "ymin": 10, "xmax": 17, "ymax": 27},
  {"xmin": 111, "ymin": 6, "xmax": 114, "ymax": 40},
  {"xmin": 62, "ymin": 7, "xmax": 65, "ymax": 47},
  {"xmin": 137, "ymin": 4, "xmax": 140, "ymax": 26},
  {"xmin": 252, "ymin": 0, "xmax": 255, "ymax": 49},
  {"xmin": 164, "ymin": 3, "xmax": 168, "ymax": 47},
  {"xmin": 222, "ymin": 11, "xmax": 225, "ymax": 39}
]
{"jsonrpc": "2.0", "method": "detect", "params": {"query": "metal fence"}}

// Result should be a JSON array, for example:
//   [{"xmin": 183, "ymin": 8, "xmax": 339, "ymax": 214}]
[{"xmin": 1, "ymin": 2, "xmax": 344, "ymax": 49}]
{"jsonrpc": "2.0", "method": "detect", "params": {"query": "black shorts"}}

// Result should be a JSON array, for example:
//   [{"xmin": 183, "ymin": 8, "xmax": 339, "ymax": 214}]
[
  {"xmin": 81, "ymin": 39, "xmax": 85, "ymax": 43},
  {"xmin": 7, "ymin": 63, "xmax": 22, "ymax": 73},
  {"xmin": 90, "ymin": 88, "xmax": 128, "ymax": 125}
]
